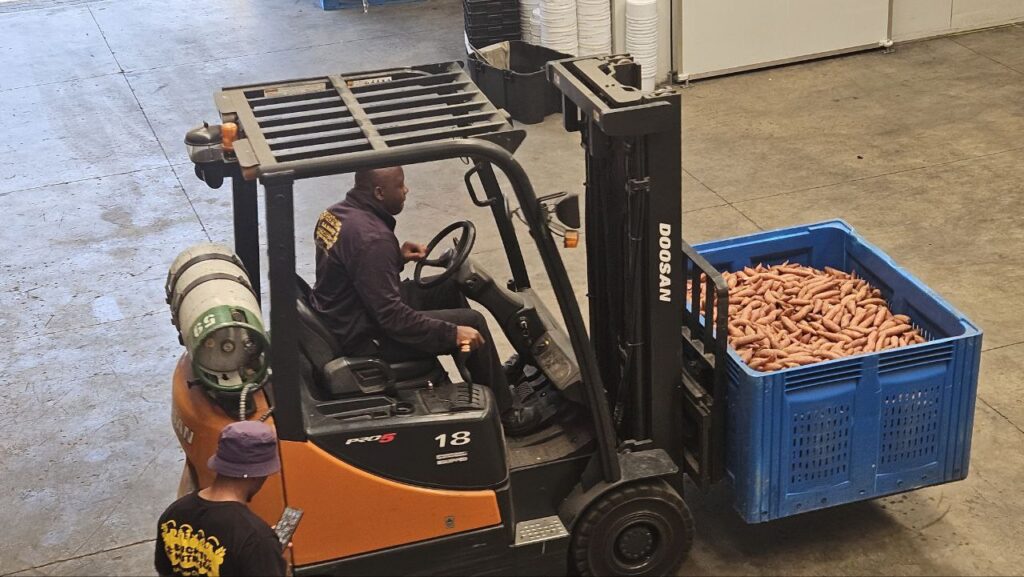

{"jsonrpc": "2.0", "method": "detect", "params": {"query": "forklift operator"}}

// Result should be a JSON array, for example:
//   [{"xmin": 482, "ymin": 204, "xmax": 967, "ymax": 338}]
[{"xmin": 310, "ymin": 166, "xmax": 525, "ymax": 425}]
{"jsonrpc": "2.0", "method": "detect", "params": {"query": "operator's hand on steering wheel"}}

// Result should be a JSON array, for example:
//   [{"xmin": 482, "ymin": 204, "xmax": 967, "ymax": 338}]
[
  {"xmin": 415, "ymin": 221, "xmax": 475, "ymax": 288},
  {"xmin": 456, "ymin": 325, "xmax": 485, "ymax": 352},
  {"xmin": 401, "ymin": 241, "xmax": 429, "ymax": 263}
]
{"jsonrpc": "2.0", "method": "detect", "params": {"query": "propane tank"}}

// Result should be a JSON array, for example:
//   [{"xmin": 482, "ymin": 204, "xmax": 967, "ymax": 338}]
[{"xmin": 166, "ymin": 243, "xmax": 268, "ymax": 394}]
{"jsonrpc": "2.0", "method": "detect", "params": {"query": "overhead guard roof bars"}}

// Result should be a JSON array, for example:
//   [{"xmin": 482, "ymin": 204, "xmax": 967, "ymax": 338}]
[{"xmin": 214, "ymin": 61, "xmax": 526, "ymax": 178}]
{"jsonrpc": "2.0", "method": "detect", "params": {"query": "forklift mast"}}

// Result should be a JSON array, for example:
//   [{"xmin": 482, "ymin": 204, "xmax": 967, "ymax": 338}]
[{"xmin": 549, "ymin": 56, "xmax": 728, "ymax": 487}]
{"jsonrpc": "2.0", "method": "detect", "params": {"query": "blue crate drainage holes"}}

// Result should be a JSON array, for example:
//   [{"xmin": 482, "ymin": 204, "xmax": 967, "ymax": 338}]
[
  {"xmin": 877, "ymin": 344, "xmax": 954, "ymax": 473},
  {"xmin": 789, "ymin": 404, "xmax": 852, "ymax": 490},
  {"xmin": 782, "ymin": 362, "xmax": 862, "ymax": 498},
  {"xmin": 879, "ymin": 387, "xmax": 940, "ymax": 468}
]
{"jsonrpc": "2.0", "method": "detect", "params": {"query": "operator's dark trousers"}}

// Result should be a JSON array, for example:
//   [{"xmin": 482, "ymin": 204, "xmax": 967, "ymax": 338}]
[{"xmin": 377, "ymin": 278, "xmax": 512, "ymax": 411}]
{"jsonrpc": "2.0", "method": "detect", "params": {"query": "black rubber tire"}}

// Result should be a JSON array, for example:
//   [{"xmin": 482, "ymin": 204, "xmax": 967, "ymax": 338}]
[{"xmin": 570, "ymin": 480, "xmax": 694, "ymax": 577}]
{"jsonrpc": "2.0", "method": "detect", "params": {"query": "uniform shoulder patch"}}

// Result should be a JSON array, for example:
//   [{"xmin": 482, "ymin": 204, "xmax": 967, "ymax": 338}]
[{"xmin": 315, "ymin": 210, "xmax": 342, "ymax": 251}]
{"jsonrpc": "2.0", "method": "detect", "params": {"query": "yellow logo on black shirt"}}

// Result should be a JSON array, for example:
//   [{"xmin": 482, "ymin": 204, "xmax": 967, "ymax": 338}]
[
  {"xmin": 160, "ymin": 520, "xmax": 227, "ymax": 577},
  {"xmin": 315, "ymin": 211, "xmax": 342, "ymax": 251}
]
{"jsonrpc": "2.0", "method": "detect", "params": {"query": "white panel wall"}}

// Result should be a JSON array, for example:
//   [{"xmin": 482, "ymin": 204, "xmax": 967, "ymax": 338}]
[
  {"xmin": 952, "ymin": 0, "xmax": 1024, "ymax": 28},
  {"xmin": 678, "ymin": 0, "xmax": 890, "ymax": 78},
  {"xmin": 892, "ymin": 0, "xmax": 1024, "ymax": 41},
  {"xmin": 891, "ymin": 0, "xmax": 954, "ymax": 40},
  {"xmin": 607, "ymin": 0, "xmax": 1024, "ymax": 86}
]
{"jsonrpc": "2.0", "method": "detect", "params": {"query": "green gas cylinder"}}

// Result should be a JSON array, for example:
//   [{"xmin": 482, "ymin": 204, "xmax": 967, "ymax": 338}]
[{"xmin": 166, "ymin": 243, "xmax": 268, "ymax": 393}]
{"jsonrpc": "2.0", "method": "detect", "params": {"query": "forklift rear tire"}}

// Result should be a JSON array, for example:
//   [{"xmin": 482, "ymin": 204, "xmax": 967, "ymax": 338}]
[{"xmin": 570, "ymin": 480, "xmax": 694, "ymax": 576}]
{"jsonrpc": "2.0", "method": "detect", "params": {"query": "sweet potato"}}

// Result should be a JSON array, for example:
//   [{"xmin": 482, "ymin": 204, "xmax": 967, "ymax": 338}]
[
  {"xmin": 732, "ymin": 333, "xmax": 768, "ymax": 347},
  {"xmin": 821, "ymin": 318, "xmax": 843, "ymax": 333},
  {"xmin": 792, "ymin": 305, "xmax": 813, "ymax": 321},
  {"xmin": 872, "ymin": 308, "xmax": 888, "ymax": 327},
  {"xmin": 781, "ymin": 316, "xmax": 799, "ymax": 333}
]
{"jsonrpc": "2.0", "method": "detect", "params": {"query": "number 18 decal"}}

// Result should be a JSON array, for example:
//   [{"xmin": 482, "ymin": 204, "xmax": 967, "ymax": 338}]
[{"xmin": 435, "ymin": 431, "xmax": 471, "ymax": 448}]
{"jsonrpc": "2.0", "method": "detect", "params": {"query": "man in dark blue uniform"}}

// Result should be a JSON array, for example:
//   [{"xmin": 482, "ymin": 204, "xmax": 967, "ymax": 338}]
[{"xmin": 311, "ymin": 166, "xmax": 547, "ymax": 433}]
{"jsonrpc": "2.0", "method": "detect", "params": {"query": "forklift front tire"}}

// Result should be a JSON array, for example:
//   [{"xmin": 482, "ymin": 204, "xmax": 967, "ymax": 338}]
[{"xmin": 570, "ymin": 480, "xmax": 694, "ymax": 577}]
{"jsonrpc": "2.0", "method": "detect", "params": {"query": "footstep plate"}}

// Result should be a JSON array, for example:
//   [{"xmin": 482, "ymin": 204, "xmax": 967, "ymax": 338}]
[{"xmin": 514, "ymin": 516, "xmax": 569, "ymax": 547}]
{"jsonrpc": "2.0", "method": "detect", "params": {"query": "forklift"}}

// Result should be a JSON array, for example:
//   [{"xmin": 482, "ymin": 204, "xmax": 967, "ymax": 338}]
[{"xmin": 169, "ymin": 55, "xmax": 729, "ymax": 576}]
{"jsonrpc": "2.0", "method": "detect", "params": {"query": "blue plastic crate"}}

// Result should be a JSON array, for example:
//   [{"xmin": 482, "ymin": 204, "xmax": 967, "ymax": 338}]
[
  {"xmin": 691, "ymin": 220, "xmax": 982, "ymax": 523},
  {"xmin": 319, "ymin": 0, "xmax": 422, "ymax": 11}
]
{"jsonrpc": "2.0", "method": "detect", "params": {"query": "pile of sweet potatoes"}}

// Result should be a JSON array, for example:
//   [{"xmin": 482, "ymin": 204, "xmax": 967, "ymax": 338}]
[{"xmin": 690, "ymin": 263, "xmax": 927, "ymax": 372}]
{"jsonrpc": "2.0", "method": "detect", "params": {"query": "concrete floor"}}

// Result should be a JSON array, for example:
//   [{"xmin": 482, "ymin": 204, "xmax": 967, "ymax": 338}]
[{"xmin": 0, "ymin": 0, "xmax": 1022, "ymax": 574}]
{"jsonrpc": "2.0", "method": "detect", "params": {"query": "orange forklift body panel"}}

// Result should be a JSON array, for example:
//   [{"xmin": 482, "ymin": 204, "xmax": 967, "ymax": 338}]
[{"xmin": 279, "ymin": 440, "xmax": 502, "ymax": 566}]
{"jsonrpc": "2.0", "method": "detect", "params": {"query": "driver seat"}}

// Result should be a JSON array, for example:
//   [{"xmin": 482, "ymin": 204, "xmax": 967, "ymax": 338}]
[{"xmin": 295, "ymin": 277, "xmax": 445, "ymax": 397}]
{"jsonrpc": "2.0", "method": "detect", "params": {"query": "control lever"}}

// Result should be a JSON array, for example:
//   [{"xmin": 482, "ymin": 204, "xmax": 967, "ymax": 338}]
[
  {"xmin": 456, "ymin": 343, "xmax": 473, "ymax": 384},
  {"xmin": 450, "ymin": 346, "xmax": 479, "ymax": 411}
]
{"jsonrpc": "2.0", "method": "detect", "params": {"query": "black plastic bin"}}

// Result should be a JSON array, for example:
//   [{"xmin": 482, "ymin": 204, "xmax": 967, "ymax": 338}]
[
  {"xmin": 464, "ymin": 0, "xmax": 520, "ymax": 48},
  {"xmin": 464, "ymin": 0, "xmax": 517, "ymax": 16},
  {"xmin": 467, "ymin": 41, "xmax": 571, "ymax": 125},
  {"xmin": 466, "ymin": 24, "xmax": 521, "ymax": 48},
  {"xmin": 464, "ymin": 0, "xmax": 518, "ymax": 16}
]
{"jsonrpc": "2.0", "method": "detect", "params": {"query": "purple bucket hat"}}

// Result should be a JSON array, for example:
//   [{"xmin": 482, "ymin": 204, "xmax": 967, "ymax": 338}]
[{"xmin": 208, "ymin": 421, "xmax": 281, "ymax": 479}]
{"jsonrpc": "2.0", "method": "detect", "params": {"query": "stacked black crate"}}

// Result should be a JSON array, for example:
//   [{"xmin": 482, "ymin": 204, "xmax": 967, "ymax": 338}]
[{"xmin": 464, "ymin": 0, "xmax": 521, "ymax": 49}]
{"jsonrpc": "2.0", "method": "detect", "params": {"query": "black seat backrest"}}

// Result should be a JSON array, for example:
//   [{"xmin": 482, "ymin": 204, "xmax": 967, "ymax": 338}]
[
  {"xmin": 295, "ymin": 276, "xmax": 343, "ymax": 370},
  {"xmin": 295, "ymin": 276, "xmax": 443, "ymax": 398}
]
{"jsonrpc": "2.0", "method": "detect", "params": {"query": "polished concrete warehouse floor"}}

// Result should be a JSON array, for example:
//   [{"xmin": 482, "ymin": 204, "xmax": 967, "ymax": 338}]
[{"xmin": 1, "ymin": 0, "xmax": 1023, "ymax": 574}]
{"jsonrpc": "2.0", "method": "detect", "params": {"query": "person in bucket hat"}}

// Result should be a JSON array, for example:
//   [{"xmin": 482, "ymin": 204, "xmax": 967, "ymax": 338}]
[
  {"xmin": 155, "ymin": 421, "xmax": 287, "ymax": 576},
  {"xmin": 207, "ymin": 421, "xmax": 282, "ymax": 482}
]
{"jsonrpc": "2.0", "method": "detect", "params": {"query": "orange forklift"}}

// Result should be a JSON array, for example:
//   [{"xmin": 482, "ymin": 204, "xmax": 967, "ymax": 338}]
[{"xmin": 169, "ymin": 56, "xmax": 728, "ymax": 575}]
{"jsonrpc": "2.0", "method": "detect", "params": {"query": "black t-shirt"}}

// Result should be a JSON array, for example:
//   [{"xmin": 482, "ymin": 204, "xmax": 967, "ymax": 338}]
[{"xmin": 154, "ymin": 492, "xmax": 286, "ymax": 577}]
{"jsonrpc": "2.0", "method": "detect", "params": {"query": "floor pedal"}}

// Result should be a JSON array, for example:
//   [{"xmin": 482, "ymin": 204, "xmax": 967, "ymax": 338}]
[{"xmin": 514, "ymin": 516, "xmax": 569, "ymax": 547}]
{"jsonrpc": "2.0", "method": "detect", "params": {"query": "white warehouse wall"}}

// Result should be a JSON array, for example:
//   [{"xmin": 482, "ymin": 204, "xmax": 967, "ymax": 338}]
[
  {"xmin": 878, "ymin": 0, "xmax": 1024, "ymax": 41},
  {"xmin": 891, "ymin": 0, "xmax": 955, "ymax": 40},
  {"xmin": 951, "ymin": 0, "xmax": 1024, "ymax": 30},
  {"xmin": 609, "ymin": 0, "xmax": 1024, "ymax": 86}
]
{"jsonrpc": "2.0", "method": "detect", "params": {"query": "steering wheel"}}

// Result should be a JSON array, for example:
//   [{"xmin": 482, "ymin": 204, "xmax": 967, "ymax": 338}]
[{"xmin": 414, "ymin": 221, "xmax": 476, "ymax": 289}]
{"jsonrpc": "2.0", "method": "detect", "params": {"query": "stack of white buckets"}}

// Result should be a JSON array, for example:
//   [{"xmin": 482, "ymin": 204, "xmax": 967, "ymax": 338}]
[
  {"xmin": 522, "ymin": 0, "xmax": 655, "ymax": 89},
  {"xmin": 538, "ymin": 0, "xmax": 579, "ymax": 56},
  {"xmin": 577, "ymin": 0, "xmax": 612, "ymax": 56},
  {"xmin": 520, "ymin": 0, "xmax": 541, "ymax": 44},
  {"xmin": 625, "ymin": 0, "xmax": 657, "ymax": 91}
]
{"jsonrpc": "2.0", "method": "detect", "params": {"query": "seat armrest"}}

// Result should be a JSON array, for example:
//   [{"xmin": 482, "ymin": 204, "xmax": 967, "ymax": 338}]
[
  {"xmin": 389, "ymin": 358, "xmax": 444, "ymax": 382},
  {"xmin": 323, "ymin": 357, "xmax": 396, "ymax": 396}
]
